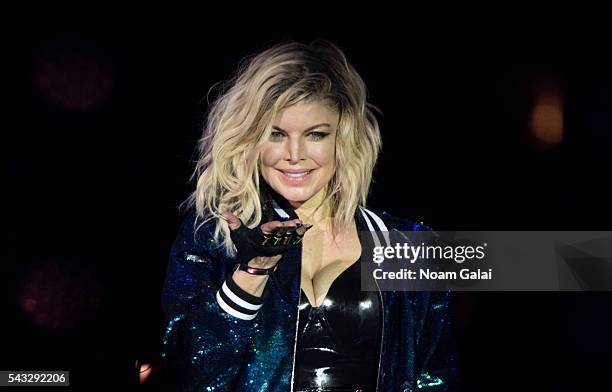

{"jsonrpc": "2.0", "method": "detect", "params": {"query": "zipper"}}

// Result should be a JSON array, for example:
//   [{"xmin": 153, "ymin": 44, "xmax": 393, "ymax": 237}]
[
  {"xmin": 374, "ymin": 270, "xmax": 384, "ymax": 392},
  {"xmin": 358, "ymin": 207, "xmax": 386, "ymax": 392},
  {"xmin": 373, "ymin": 225, "xmax": 413, "ymax": 392},
  {"xmin": 289, "ymin": 276, "xmax": 302, "ymax": 392}
]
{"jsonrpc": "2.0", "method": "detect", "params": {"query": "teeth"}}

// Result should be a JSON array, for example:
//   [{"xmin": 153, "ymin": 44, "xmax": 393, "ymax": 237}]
[{"xmin": 284, "ymin": 171, "xmax": 310, "ymax": 178}]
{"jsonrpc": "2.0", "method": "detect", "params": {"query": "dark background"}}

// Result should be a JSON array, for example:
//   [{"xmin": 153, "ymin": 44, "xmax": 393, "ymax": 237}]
[{"xmin": 3, "ymin": 11, "xmax": 612, "ymax": 391}]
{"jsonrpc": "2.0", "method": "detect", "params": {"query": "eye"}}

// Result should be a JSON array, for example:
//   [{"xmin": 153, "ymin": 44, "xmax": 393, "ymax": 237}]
[
  {"xmin": 270, "ymin": 131, "xmax": 285, "ymax": 140},
  {"xmin": 307, "ymin": 131, "xmax": 331, "ymax": 141}
]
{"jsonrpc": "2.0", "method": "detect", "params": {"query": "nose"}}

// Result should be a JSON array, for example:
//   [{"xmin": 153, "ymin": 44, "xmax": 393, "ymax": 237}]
[{"xmin": 285, "ymin": 137, "xmax": 305, "ymax": 164}]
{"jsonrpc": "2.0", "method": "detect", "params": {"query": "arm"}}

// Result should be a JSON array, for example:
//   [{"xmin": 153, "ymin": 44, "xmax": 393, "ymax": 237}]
[
  {"xmin": 160, "ymin": 209, "xmax": 268, "ymax": 391},
  {"xmin": 413, "ymin": 290, "xmax": 461, "ymax": 391},
  {"xmin": 382, "ymin": 211, "xmax": 461, "ymax": 390}
]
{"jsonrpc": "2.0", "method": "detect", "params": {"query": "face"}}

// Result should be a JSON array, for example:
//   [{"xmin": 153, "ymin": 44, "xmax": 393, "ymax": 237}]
[{"xmin": 259, "ymin": 101, "xmax": 339, "ymax": 209}]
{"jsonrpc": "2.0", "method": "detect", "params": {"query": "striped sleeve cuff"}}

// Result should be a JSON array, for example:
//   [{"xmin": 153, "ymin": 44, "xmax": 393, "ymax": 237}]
[{"xmin": 215, "ymin": 272, "xmax": 268, "ymax": 320}]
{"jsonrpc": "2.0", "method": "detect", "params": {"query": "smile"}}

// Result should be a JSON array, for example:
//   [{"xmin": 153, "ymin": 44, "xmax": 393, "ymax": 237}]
[{"xmin": 277, "ymin": 169, "xmax": 313, "ymax": 184}]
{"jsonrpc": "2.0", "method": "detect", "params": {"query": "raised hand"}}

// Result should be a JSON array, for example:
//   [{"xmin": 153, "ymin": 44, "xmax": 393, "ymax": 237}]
[{"xmin": 222, "ymin": 211, "xmax": 312, "ymax": 269}]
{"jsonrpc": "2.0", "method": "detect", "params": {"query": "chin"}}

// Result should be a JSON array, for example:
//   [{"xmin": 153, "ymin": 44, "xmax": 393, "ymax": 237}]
[{"xmin": 276, "ymin": 188, "xmax": 312, "ymax": 204}]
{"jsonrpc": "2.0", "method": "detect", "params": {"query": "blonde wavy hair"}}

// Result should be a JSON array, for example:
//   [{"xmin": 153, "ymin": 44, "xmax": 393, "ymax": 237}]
[{"xmin": 180, "ymin": 39, "xmax": 382, "ymax": 256}]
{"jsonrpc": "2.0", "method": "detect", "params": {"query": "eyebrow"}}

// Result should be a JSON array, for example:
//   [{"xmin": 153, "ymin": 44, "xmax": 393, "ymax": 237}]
[{"xmin": 272, "ymin": 123, "xmax": 332, "ymax": 133}]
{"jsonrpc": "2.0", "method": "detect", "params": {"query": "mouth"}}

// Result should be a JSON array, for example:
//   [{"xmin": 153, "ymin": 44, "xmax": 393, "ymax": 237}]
[{"xmin": 276, "ymin": 169, "xmax": 313, "ymax": 184}]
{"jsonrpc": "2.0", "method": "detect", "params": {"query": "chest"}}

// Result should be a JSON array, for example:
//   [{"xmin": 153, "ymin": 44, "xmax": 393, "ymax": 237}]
[{"xmin": 299, "ymin": 222, "xmax": 362, "ymax": 307}]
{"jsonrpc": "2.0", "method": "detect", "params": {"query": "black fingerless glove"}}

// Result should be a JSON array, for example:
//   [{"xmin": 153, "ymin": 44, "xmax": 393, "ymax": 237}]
[
  {"xmin": 229, "ymin": 178, "xmax": 312, "ymax": 273},
  {"xmin": 229, "ymin": 220, "xmax": 310, "ymax": 266}
]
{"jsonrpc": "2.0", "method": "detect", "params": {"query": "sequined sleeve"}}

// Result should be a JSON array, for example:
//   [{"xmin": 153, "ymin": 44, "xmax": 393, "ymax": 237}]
[
  {"xmin": 380, "ymin": 210, "xmax": 461, "ymax": 391},
  {"xmin": 412, "ymin": 290, "xmax": 461, "ymax": 391},
  {"xmin": 161, "ymin": 209, "xmax": 262, "ymax": 391}
]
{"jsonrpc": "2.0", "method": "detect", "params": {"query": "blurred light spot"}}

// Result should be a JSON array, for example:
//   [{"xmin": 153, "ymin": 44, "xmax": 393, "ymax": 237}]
[
  {"xmin": 33, "ymin": 35, "xmax": 114, "ymax": 111},
  {"xmin": 17, "ymin": 258, "xmax": 101, "ymax": 331},
  {"xmin": 136, "ymin": 361, "xmax": 153, "ymax": 384},
  {"xmin": 530, "ymin": 78, "xmax": 563, "ymax": 147}
]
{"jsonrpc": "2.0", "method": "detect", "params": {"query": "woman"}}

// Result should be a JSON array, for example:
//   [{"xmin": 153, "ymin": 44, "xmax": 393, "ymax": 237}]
[{"xmin": 161, "ymin": 40, "xmax": 459, "ymax": 391}]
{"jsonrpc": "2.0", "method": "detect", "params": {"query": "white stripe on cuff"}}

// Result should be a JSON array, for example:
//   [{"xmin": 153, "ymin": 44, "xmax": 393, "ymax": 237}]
[
  {"xmin": 216, "ymin": 290, "xmax": 258, "ymax": 320},
  {"xmin": 221, "ymin": 280, "xmax": 263, "ymax": 311}
]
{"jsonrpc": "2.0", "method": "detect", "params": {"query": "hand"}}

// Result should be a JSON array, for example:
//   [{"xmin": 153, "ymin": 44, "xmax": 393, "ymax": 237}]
[{"xmin": 222, "ymin": 211, "xmax": 312, "ymax": 269}]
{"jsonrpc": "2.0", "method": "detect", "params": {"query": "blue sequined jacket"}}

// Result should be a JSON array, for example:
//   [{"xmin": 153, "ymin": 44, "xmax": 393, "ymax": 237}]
[{"xmin": 161, "ymin": 206, "xmax": 460, "ymax": 391}]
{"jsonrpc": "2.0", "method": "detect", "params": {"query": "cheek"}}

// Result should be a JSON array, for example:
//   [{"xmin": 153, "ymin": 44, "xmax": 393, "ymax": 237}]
[
  {"xmin": 307, "ymin": 143, "xmax": 335, "ymax": 168},
  {"xmin": 259, "ymin": 144, "xmax": 283, "ymax": 166}
]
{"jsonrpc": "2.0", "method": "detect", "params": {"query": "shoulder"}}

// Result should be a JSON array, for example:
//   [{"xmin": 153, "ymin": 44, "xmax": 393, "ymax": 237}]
[
  {"xmin": 174, "ymin": 207, "xmax": 222, "ymax": 257},
  {"xmin": 358, "ymin": 206, "xmax": 433, "ymax": 232}
]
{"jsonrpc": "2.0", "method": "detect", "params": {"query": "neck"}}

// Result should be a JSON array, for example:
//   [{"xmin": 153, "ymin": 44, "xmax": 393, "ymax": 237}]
[{"xmin": 293, "ymin": 187, "xmax": 332, "ymax": 226}]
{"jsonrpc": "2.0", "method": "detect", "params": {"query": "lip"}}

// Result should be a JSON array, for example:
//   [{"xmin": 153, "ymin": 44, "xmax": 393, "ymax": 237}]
[
  {"xmin": 278, "ymin": 169, "xmax": 312, "ymax": 173},
  {"xmin": 276, "ymin": 169, "xmax": 313, "ymax": 184}
]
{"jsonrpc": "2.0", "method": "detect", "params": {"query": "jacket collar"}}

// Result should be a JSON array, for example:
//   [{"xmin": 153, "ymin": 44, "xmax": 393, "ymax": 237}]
[{"xmin": 268, "ymin": 193, "xmax": 389, "ymax": 306}]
